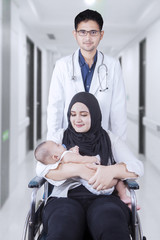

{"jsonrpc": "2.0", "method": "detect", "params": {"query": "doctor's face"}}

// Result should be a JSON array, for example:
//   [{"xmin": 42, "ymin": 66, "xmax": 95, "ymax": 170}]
[
  {"xmin": 73, "ymin": 20, "xmax": 104, "ymax": 54},
  {"xmin": 70, "ymin": 102, "xmax": 91, "ymax": 133}
]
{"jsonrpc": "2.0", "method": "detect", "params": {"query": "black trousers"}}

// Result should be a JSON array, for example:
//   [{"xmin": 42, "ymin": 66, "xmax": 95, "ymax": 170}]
[{"xmin": 43, "ymin": 188, "xmax": 131, "ymax": 240}]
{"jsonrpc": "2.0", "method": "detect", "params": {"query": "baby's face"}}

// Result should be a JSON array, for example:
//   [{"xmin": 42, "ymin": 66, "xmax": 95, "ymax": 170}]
[
  {"xmin": 51, "ymin": 142, "xmax": 66, "ymax": 155},
  {"xmin": 43, "ymin": 141, "xmax": 66, "ymax": 164}
]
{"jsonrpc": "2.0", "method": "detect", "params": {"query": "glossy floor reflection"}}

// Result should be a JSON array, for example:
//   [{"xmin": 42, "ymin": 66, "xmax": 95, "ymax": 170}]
[
  {"xmin": 0, "ymin": 150, "xmax": 159, "ymax": 240},
  {"xmin": 0, "ymin": 151, "xmax": 36, "ymax": 240},
  {"xmin": 137, "ymin": 155, "xmax": 160, "ymax": 240}
]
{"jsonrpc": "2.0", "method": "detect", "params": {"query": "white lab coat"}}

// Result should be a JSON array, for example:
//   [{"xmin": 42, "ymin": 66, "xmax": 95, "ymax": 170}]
[{"xmin": 47, "ymin": 49, "xmax": 127, "ymax": 141}]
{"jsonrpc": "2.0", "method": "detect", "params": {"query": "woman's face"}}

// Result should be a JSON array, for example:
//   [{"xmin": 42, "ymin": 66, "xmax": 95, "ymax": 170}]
[{"xmin": 70, "ymin": 102, "xmax": 91, "ymax": 133}]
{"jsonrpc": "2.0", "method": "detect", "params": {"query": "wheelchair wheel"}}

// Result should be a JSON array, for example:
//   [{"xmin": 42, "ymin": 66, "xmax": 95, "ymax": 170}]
[
  {"xmin": 22, "ymin": 210, "xmax": 30, "ymax": 240},
  {"xmin": 134, "ymin": 212, "xmax": 146, "ymax": 240},
  {"xmin": 22, "ymin": 200, "xmax": 44, "ymax": 240}
]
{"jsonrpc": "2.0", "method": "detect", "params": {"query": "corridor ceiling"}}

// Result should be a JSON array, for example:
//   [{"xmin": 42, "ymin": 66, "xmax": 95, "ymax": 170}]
[{"xmin": 16, "ymin": 0, "xmax": 160, "ymax": 56}]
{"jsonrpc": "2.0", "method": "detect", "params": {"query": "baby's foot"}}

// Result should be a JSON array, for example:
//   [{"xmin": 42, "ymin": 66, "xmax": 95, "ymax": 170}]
[
  {"xmin": 120, "ymin": 195, "xmax": 131, "ymax": 205},
  {"xmin": 128, "ymin": 203, "xmax": 141, "ymax": 211},
  {"xmin": 120, "ymin": 196, "xmax": 140, "ymax": 211}
]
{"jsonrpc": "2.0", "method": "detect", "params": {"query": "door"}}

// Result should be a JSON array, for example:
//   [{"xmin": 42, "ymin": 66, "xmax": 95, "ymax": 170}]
[
  {"xmin": 139, "ymin": 39, "xmax": 146, "ymax": 154},
  {"xmin": 26, "ymin": 38, "xmax": 34, "ymax": 151},
  {"xmin": 36, "ymin": 48, "xmax": 42, "ymax": 140}
]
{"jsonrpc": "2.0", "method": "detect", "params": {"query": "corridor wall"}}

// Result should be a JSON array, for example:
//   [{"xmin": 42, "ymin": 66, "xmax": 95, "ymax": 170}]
[
  {"xmin": 145, "ymin": 19, "xmax": 160, "ymax": 171},
  {"xmin": 0, "ymin": 0, "xmax": 11, "ymax": 207},
  {"xmin": 0, "ymin": 0, "xmax": 2, "ymax": 207},
  {"xmin": 120, "ymin": 17, "xmax": 160, "ymax": 171},
  {"xmin": 9, "ymin": 1, "xmax": 53, "ymax": 193},
  {"xmin": 0, "ymin": 0, "xmax": 56, "ymax": 206}
]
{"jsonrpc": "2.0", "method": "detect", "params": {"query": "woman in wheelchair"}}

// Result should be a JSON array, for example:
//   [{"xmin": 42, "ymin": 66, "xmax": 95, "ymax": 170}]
[{"xmin": 36, "ymin": 92, "xmax": 144, "ymax": 240}]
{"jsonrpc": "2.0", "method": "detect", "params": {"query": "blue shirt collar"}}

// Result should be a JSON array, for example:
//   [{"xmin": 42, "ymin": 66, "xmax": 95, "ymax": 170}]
[{"xmin": 79, "ymin": 50, "xmax": 97, "ymax": 68}]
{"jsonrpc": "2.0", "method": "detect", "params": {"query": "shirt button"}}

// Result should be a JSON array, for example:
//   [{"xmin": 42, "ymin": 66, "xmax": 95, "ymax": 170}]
[{"xmin": 89, "ymin": 70, "xmax": 91, "ymax": 72}]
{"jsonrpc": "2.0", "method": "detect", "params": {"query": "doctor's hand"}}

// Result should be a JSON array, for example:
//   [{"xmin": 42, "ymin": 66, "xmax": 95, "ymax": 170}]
[{"xmin": 86, "ymin": 164, "xmax": 118, "ymax": 191}]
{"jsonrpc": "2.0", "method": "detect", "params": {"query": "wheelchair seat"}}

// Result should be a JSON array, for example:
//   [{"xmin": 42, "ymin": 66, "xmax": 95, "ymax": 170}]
[{"xmin": 22, "ymin": 176, "xmax": 146, "ymax": 240}]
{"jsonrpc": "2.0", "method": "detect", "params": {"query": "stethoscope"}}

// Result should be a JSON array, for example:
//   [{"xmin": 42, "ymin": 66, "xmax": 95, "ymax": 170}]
[{"xmin": 71, "ymin": 51, "xmax": 108, "ymax": 91}]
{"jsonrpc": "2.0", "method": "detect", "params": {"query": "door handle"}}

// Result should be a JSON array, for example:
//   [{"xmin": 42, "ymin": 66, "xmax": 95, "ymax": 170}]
[{"xmin": 139, "ymin": 106, "xmax": 144, "ymax": 110}]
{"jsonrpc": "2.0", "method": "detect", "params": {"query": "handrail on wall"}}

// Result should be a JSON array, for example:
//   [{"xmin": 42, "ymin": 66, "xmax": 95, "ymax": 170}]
[{"xmin": 143, "ymin": 117, "xmax": 160, "ymax": 132}]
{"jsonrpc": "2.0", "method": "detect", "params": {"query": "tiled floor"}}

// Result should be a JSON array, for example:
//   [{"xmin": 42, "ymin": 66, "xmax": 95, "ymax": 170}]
[{"xmin": 0, "ymin": 150, "xmax": 159, "ymax": 240}]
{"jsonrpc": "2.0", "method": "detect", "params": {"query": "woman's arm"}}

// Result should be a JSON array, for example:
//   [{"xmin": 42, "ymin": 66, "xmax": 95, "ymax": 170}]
[
  {"xmin": 46, "ymin": 162, "xmax": 96, "ymax": 181},
  {"xmin": 86, "ymin": 132, "xmax": 144, "ymax": 191},
  {"xmin": 87, "ymin": 163, "xmax": 138, "ymax": 191}
]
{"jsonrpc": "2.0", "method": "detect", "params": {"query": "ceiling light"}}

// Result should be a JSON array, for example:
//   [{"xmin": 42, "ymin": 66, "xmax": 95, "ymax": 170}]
[
  {"xmin": 47, "ymin": 34, "xmax": 56, "ymax": 40},
  {"xmin": 84, "ymin": 0, "xmax": 96, "ymax": 6}
]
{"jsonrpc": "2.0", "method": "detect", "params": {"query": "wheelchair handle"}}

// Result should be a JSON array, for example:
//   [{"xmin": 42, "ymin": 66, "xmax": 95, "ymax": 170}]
[{"xmin": 28, "ymin": 176, "xmax": 46, "ymax": 188}]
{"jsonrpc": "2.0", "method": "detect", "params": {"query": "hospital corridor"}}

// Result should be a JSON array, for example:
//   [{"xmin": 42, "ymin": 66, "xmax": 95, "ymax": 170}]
[{"xmin": 0, "ymin": 0, "xmax": 160, "ymax": 239}]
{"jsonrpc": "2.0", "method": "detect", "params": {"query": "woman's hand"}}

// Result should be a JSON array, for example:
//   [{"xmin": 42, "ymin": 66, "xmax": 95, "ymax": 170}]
[
  {"xmin": 87, "ymin": 162, "xmax": 138, "ymax": 191},
  {"xmin": 86, "ymin": 164, "xmax": 118, "ymax": 191},
  {"xmin": 78, "ymin": 164, "xmax": 96, "ymax": 181}
]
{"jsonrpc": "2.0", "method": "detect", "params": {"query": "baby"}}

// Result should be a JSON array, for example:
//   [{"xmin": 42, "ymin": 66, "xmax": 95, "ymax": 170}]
[{"xmin": 35, "ymin": 140, "xmax": 132, "ymax": 206}]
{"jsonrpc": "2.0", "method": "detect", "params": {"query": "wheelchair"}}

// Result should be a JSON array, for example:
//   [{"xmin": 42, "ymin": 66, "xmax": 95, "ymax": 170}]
[{"xmin": 22, "ymin": 176, "xmax": 146, "ymax": 240}]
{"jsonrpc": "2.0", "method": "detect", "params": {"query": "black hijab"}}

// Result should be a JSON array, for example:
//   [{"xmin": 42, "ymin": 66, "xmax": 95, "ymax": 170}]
[{"xmin": 62, "ymin": 92, "xmax": 114, "ymax": 166}]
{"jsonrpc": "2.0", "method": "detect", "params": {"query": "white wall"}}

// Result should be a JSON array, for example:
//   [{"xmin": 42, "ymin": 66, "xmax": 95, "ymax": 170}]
[
  {"xmin": 9, "ymin": 1, "xmax": 55, "ymax": 192},
  {"xmin": 17, "ymin": 21, "xmax": 28, "ymax": 166},
  {"xmin": 0, "ymin": 0, "xmax": 2, "ymax": 200},
  {"xmin": 145, "ymin": 19, "xmax": 160, "ymax": 171},
  {"xmin": 41, "ymin": 50, "xmax": 50, "ymax": 138},
  {"xmin": 17, "ymin": 24, "xmax": 49, "ymax": 162},
  {"xmin": 120, "ymin": 18, "xmax": 160, "ymax": 169},
  {"xmin": 41, "ymin": 50, "xmax": 57, "ymax": 138},
  {"xmin": 17, "ymin": 20, "xmax": 52, "ymax": 163},
  {"xmin": 122, "ymin": 45, "xmax": 139, "ymax": 151},
  {"xmin": 10, "ymin": 0, "xmax": 20, "ymax": 189}
]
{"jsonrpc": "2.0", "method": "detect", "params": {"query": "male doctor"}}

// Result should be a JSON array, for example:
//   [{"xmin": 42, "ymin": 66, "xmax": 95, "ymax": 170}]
[{"xmin": 47, "ymin": 9, "xmax": 127, "ymax": 140}]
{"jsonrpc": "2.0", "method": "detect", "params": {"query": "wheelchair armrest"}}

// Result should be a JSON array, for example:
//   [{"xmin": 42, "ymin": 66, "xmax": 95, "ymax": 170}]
[
  {"xmin": 28, "ymin": 176, "xmax": 46, "ymax": 188},
  {"xmin": 27, "ymin": 176, "xmax": 47, "ymax": 238},
  {"xmin": 124, "ymin": 179, "xmax": 139, "ymax": 190},
  {"xmin": 124, "ymin": 179, "xmax": 140, "ymax": 233}
]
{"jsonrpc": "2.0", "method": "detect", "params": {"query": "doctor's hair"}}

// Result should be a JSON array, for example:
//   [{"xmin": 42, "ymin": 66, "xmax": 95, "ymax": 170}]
[{"xmin": 74, "ymin": 9, "xmax": 103, "ymax": 31}]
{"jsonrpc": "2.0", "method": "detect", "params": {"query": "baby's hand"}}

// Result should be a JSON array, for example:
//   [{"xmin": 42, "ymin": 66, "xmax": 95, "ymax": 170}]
[
  {"xmin": 95, "ymin": 157, "xmax": 100, "ymax": 165},
  {"xmin": 69, "ymin": 146, "xmax": 79, "ymax": 154}
]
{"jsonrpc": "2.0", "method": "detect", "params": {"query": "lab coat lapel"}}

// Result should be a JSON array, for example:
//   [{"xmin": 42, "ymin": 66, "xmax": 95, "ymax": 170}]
[
  {"xmin": 89, "ymin": 51, "xmax": 105, "ymax": 95},
  {"xmin": 72, "ymin": 49, "xmax": 85, "ymax": 92}
]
